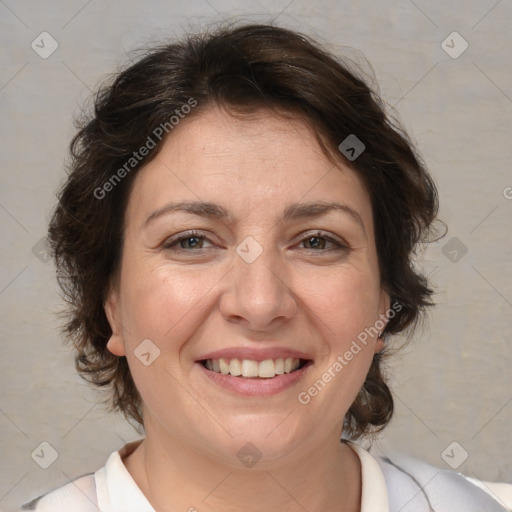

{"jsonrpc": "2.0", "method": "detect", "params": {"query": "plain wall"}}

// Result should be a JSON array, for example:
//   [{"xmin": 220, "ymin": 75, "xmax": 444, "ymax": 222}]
[{"xmin": 1, "ymin": 1, "xmax": 511, "ymax": 510}]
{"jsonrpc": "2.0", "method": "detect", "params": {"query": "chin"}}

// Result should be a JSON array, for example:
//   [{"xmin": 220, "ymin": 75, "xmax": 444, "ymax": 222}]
[{"xmin": 212, "ymin": 415, "xmax": 306, "ymax": 465}]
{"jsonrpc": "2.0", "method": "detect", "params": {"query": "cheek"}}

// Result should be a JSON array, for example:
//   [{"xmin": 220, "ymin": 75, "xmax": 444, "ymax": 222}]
[
  {"xmin": 300, "ymin": 268, "xmax": 380, "ymax": 400},
  {"xmin": 116, "ymin": 263, "xmax": 221, "ymax": 415},
  {"xmin": 300, "ymin": 264, "xmax": 382, "ymax": 341},
  {"xmin": 118, "ymin": 261, "xmax": 221, "ymax": 348}
]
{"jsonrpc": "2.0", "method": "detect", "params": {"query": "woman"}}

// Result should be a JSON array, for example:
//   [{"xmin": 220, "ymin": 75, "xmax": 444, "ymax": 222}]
[{"xmin": 22, "ymin": 23, "xmax": 511, "ymax": 511}]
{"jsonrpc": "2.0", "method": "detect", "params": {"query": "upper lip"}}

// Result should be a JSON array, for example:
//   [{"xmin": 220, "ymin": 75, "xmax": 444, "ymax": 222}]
[{"xmin": 196, "ymin": 347, "xmax": 313, "ymax": 362}]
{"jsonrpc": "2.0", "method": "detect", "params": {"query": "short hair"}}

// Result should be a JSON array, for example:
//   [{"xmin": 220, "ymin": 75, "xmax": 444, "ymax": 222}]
[{"xmin": 48, "ymin": 23, "xmax": 440, "ymax": 439}]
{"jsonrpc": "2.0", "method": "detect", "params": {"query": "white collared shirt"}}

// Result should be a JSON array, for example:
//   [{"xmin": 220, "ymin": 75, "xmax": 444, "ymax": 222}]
[{"xmin": 21, "ymin": 440, "xmax": 512, "ymax": 512}]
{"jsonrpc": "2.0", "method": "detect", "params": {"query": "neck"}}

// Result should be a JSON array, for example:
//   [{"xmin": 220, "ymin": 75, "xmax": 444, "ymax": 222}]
[{"xmin": 123, "ymin": 424, "xmax": 361, "ymax": 512}]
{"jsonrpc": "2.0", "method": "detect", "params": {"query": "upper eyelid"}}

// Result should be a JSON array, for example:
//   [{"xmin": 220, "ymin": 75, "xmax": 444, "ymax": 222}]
[
  {"xmin": 297, "ymin": 232, "xmax": 349, "ymax": 250},
  {"xmin": 163, "ymin": 230, "xmax": 348, "ymax": 249},
  {"xmin": 163, "ymin": 230, "xmax": 215, "ymax": 247}
]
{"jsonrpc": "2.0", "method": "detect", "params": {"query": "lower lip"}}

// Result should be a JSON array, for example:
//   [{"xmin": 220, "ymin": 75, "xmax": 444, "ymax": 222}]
[{"xmin": 195, "ymin": 361, "xmax": 313, "ymax": 396}]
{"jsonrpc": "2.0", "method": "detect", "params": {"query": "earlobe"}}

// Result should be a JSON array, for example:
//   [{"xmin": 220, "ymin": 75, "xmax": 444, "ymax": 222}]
[
  {"xmin": 104, "ymin": 290, "xmax": 126, "ymax": 357},
  {"xmin": 374, "ymin": 332, "xmax": 386, "ymax": 353},
  {"xmin": 106, "ymin": 335, "xmax": 126, "ymax": 357}
]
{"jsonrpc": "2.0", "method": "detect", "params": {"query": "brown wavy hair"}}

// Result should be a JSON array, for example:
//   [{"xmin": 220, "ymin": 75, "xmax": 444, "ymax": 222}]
[{"xmin": 48, "ymin": 22, "xmax": 441, "ymax": 439}]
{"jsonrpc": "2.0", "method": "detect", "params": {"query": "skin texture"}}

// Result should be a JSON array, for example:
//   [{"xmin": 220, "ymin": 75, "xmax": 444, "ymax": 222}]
[{"xmin": 105, "ymin": 105, "xmax": 390, "ymax": 512}]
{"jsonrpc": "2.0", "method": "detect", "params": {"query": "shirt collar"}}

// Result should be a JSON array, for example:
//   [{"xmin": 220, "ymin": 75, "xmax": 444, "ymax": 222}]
[
  {"xmin": 96, "ymin": 439, "xmax": 389, "ymax": 512},
  {"xmin": 347, "ymin": 441, "xmax": 390, "ymax": 512},
  {"xmin": 95, "ymin": 439, "xmax": 154, "ymax": 512}
]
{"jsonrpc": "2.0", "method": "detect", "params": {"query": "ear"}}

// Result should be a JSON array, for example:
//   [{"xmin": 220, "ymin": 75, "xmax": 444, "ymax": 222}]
[
  {"xmin": 104, "ymin": 286, "xmax": 126, "ymax": 357},
  {"xmin": 375, "ymin": 288, "xmax": 391, "ymax": 354}
]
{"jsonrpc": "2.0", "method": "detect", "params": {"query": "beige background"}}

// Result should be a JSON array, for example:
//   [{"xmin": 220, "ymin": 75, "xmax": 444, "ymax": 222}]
[{"xmin": 1, "ymin": 0, "xmax": 511, "ymax": 510}]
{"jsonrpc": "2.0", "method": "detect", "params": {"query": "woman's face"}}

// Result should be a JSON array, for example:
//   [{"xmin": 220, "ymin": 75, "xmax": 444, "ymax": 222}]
[{"xmin": 106, "ymin": 105, "xmax": 389, "ymax": 465}]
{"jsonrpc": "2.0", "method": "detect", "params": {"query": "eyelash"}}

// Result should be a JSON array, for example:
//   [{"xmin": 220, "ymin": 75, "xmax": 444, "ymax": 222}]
[{"xmin": 162, "ymin": 230, "xmax": 348, "ymax": 253}]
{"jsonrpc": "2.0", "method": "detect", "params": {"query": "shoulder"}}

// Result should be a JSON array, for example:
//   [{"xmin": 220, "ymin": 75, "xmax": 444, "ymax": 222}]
[
  {"xmin": 18, "ymin": 440, "xmax": 150, "ymax": 512},
  {"xmin": 372, "ymin": 442, "xmax": 512, "ymax": 512},
  {"xmin": 19, "ymin": 473, "xmax": 97, "ymax": 512}
]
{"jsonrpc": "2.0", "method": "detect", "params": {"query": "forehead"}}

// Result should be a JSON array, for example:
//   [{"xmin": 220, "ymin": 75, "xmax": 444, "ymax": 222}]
[{"xmin": 126, "ymin": 105, "xmax": 373, "ymax": 230}]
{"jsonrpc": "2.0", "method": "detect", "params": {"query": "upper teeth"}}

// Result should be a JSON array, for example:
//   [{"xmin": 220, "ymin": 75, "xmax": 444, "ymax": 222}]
[{"xmin": 205, "ymin": 358, "xmax": 301, "ymax": 378}]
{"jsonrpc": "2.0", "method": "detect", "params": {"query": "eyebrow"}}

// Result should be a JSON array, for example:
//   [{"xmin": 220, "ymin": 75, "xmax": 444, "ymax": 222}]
[{"xmin": 143, "ymin": 200, "xmax": 366, "ymax": 234}]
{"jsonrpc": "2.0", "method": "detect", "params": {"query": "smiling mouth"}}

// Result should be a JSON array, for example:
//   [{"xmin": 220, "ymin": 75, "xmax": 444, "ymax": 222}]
[{"xmin": 200, "ymin": 357, "xmax": 311, "ymax": 379}]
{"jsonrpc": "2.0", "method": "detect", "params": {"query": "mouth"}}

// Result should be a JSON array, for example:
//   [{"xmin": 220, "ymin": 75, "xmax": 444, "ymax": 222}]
[
  {"xmin": 194, "ymin": 348, "xmax": 314, "ymax": 396},
  {"xmin": 200, "ymin": 357, "xmax": 312, "ymax": 379}
]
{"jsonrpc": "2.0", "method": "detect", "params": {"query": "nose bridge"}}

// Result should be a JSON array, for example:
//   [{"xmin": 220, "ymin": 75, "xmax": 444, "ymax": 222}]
[
  {"xmin": 236, "ymin": 235, "xmax": 284, "ymax": 301},
  {"xmin": 221, "ymin": 235, "xmax": 296, "ymax": 329},
  {"xmin": 238, "ymin": 241, "xmax": 280, "ymax": 293}
]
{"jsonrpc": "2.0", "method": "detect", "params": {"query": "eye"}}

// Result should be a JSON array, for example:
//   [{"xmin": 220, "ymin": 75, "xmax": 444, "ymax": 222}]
[
  {"xmin": 297, "ymin": 231, "xmax": 347, "ymax": 251},
  {"xmin": 163, "ymin": 231, "xmax": 214, "ymax": 251}
]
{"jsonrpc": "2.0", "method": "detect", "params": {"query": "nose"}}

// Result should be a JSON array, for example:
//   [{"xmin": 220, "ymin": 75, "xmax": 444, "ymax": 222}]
[{"xmin": 219, "ymin": 243, "xmax": 297, "ymax": 331}]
